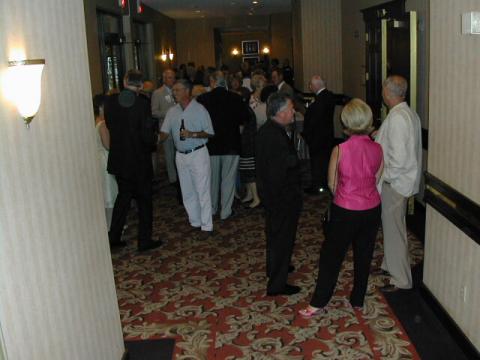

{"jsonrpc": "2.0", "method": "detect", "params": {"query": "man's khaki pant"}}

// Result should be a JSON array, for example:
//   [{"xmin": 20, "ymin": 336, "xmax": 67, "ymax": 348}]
[{"xmin": 381, "ymin": 183, "xmax": 413, "ymax": 289}]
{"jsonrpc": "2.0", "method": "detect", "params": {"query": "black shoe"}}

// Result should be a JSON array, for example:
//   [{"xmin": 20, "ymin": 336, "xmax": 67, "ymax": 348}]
[
  {"xmin": 138, "ymin": 240, "xmax": 163, "ymax": 252},
  {"xmin": 221, "ymin": 209, "xmax": 236, "ymax": 221},
  {"xmin": 110, "ymin": 241, "xmax": 127, "ymax": 249},
  {"xmin": 267, "ymin": 284, "xmax": 301, "ymax": 296},
  {"xmin": 195, "ymin": 231, "xmax": 214, "ymax": 241},
  {"xmin": 379, "ymin": 284, "xmax": 401, "ymax": 293}
]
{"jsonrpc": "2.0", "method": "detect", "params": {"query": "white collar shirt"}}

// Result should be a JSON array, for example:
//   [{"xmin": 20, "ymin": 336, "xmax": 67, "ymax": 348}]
[
  {"xmin": 161, "ymin": 99, "xmax": 214, "ymax": 152},
  {"xmin": 375, "ymin": 102, "xmax": 423, "ymax": 197}
]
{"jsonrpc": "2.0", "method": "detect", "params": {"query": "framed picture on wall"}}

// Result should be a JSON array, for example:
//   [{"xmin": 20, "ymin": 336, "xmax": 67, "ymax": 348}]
[
  {"xmin": 242, "ymin": 40, "xmax": 259, "ymax": 55},
  {"xmin": 242, "ymin": 56, "xmax": 260, "ymax": 66}
]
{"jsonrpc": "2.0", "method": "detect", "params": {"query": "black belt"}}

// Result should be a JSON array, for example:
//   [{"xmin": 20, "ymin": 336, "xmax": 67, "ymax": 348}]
[{"xmin": 177, "ymin": 144, "xmax": 206, "ymax": 154}]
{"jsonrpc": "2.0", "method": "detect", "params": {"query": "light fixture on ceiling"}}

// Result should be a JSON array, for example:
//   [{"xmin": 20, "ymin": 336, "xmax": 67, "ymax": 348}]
[
  {"xmin": 252, "ymin": 0, "xmax": 259, "ymax": 4},
  {"xmin": 4, "ymin": 58, "xmax": 45, "ymax": 128}
]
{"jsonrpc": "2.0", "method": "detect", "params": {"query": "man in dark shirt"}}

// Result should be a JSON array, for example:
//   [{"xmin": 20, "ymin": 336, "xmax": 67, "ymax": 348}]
[
  {"xmin": 197, "ymin": 71, "xmax": 249, "ymax": 220},
  {"xmin": 105, "ymin": 70, "xmax": 162, "ymax": 252},
  {"xmin": 303, "ymin": 75, "xmax": 336, "ymax": 194},
  {"xmin": 256, "ymin": 93, "xmax": 302, "ymax": 296}
]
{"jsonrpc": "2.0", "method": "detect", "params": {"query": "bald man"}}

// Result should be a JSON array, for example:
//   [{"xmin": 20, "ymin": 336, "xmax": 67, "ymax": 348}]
[
  {"xmin": 152, "ymin": 69, "xmax": 178, "ymax": 184},
  {"xmin": 303, "ymin": 75, "xmax": 336, "ymax": 194},
  {"xmin": 375, "ymin": 75, "xmax": 422, "ymax": 292}
]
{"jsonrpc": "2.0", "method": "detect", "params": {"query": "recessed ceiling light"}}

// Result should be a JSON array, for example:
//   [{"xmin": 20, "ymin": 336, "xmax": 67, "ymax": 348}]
[{"xmin": 252, "ymin": 0, "xmax": 259, "ymax": 4}]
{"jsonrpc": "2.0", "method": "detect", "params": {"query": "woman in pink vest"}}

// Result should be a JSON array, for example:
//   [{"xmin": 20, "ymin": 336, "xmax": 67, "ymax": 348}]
[{"xmin": 299, "ymin": 98, "xmax": 383, "ymax": 317}]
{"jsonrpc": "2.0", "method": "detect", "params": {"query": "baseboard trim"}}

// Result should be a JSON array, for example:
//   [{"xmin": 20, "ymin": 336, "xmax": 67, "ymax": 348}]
[{"xmin": 419, "ymin": 283, "xmax": 480, "ymax": 360}]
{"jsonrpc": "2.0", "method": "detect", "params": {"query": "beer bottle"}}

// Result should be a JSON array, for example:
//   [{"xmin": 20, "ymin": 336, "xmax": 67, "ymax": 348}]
[{"xmin": 180, "ymin": 119, "xmax": 185, "ymax": 141}]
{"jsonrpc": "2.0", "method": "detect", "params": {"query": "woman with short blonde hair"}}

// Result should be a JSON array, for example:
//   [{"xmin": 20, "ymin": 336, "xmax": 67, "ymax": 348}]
[
  {"xmin": 340, "ymin": 98, "xmax": 374, "ymax": 135},
  {"xmin": 299, "ymin": 98, "xmax": 384, "ymax": 317}
]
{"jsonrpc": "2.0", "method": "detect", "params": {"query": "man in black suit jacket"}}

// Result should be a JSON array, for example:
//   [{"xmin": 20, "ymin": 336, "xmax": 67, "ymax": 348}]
[
  {"xmin": 105, "ymin": 70, "xmax": 161, "ymax": 252},
  {"xmin": 256, "ymin": 93, "xmax": 302, "ymax": 296},
  {"xmin": 303, "ymin": 75, "xmax": 336, "ymax": 194},
  {"xmin": 197, "ymin": 71, "xmax": 249, "ymax": 220}
]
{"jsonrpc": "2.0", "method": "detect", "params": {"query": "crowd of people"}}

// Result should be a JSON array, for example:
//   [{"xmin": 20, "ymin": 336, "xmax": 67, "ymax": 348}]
[{"xmin": 93, "ymin": 59, "xmax": 422, "ymax": 313}]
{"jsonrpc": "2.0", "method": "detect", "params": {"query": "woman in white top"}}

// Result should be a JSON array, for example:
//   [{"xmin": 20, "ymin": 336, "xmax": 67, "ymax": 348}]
[{"xmin": 93, "ymin": 95, "xmax": 118, "ymax": 228}]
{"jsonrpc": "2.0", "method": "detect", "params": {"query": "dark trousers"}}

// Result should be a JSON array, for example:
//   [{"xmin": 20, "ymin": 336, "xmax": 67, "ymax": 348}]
[
  {"xmin": 310, "ymin": 203, "xmax": 381, "ymax": 308},
  {"xmin": 109, "ymin": 176, "xmax": 153, "ymax": 249},
  {"xmin": 265, "ymin": 203, "xmax": 301, "ymax": 292},
  {"xmin": 309, "ymin": 149, "xmax": 331, "ymax": 189}
]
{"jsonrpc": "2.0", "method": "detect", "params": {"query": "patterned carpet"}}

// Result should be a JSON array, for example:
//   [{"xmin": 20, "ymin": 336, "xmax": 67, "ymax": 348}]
[{"xmin": 112, "ymin": 176, "xmax": 423, "ymax": 359}]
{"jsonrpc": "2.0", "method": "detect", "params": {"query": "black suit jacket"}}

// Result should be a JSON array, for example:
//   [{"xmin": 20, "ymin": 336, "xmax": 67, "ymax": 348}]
[
  {"xmin": 105, "ymin": 90, "xmax": 156, "ymax": 180},
  {"xmin": 255, "ymin": 120, "xmax": 302, "ymax": 211},
  {"xmin": 303, "ymin": 89, "xmax": 336, "ymax": 153},
  {"xmin": 197, "ymin": 87, "xmax": 249, "ymax": 156}
]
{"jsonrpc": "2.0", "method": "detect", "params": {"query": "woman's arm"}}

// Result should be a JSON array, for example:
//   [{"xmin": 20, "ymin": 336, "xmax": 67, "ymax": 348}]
[
  {"xmin": 327, "ymin": 145, "xmax": 340, "ymax": 194},
  {"xmin": 98, "ymin": 122, "xmax": 110, "ymax": 150}
]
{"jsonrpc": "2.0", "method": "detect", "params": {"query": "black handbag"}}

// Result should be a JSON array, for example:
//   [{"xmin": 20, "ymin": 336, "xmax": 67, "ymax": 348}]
[{"xmin": 321, "ymin": 146, "xmax": 339, "ymax": 235}]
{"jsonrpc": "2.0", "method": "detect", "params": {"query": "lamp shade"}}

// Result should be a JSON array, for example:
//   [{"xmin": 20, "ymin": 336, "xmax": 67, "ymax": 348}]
[{"xmin": 7, "ymin": 59, "xmax": 45, "ymax": 122}]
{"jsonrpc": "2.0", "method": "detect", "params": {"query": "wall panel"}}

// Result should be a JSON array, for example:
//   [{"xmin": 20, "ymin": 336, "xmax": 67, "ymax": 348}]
[
  {"xmin": 424, "ymin": 0, "xmax": 480, "ymax": 351},
  {"xmin": 0, "ymin": 0, "xmax": 124, "ymax": 358}
]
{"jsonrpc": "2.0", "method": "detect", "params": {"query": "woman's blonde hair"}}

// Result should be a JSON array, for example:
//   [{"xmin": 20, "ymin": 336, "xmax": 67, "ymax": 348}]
[{"xmin": 340, "ymin": 98, "xmax": 374, "ymax": 135}]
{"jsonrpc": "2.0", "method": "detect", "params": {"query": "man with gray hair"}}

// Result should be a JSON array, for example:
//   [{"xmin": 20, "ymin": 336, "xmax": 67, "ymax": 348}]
[
  {"xmin": 375, "ymin": 75, "xmax": 422, "ymax": 292},
  {"xmin": 256, "ymin": 93, "xmax": 302, "ymax": 296},
  {"xmin": 303, "ymin": 75, "xmax": 336, "ymax": 194},
  {"xmin": 197, "ymin": 71, "xmax": 249, "ymax": 220}
]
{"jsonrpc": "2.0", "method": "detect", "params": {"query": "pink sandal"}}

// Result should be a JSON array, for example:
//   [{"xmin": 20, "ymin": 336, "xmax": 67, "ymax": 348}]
[{"xmin": 298, "ymin": 306, "xmax": 328, "ymax": 318}]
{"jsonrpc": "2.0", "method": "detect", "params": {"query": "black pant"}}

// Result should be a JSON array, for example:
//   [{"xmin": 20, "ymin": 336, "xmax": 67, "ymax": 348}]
[
  {"xmin": 265, "ymin": 203, "xmax": 301, "ymax": 293},
  {"xmin": 310, "ymin": 204, "xmax": 381, "ymax": 307},
  {"xmin": 109, "ymin": 176, "xmax": 153, "ymax": 249},
  {"xmin": 309, "ymin": 149, "xmax": 330, "ymax": 189}
]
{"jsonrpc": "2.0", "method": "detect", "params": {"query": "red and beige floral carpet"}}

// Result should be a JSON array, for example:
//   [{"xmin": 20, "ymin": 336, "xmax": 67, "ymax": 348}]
[{"xmin": 112, "ymin": 182, "xmax": 423, "ymax": 359}]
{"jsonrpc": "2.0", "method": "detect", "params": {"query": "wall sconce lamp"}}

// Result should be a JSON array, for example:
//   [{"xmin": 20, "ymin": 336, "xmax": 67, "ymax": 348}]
[
  {"xmin": 6, "ymin": 59, "xmax": 45, "ymax": 128},
  {"xmin": 231, "ymin": 48, "xmax": 240, "ymax": 56},
  {"xmin": 160, "ymin": 53, "xmax": 167, "ymax": 62},
  {"xmin": 262, "ymin": 46, "xmax": 270, "ymax": 55},
  {"xmin": 168, "ymin": 52, "xmax": 174, "ymax": 61}
]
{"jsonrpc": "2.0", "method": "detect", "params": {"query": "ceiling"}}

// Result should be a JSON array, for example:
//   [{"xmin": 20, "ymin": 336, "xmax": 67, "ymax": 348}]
[{"xmin": 142, "ymin": 0, "xmax": 291, "ymax": 19}]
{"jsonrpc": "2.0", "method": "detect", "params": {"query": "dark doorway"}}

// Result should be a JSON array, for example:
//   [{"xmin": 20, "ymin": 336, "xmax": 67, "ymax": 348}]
[
  {"xmin": 362, "ymin": 0, "xmax": 417, "ymax": 125},
  {"xmin": 97, "ymin": 11, "xmax": 125, "ymax": 93}
]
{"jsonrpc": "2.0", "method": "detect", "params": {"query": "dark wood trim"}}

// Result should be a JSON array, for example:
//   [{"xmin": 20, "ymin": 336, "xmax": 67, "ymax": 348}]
[
  {"xmin": 422, "ymin": 128, "xmax": 428, "ymax": 150},
  {"xmin": 424, "ymin": 172, "xmax": 480, "ymax": 245},
  {"xmin": 406, "ymin": 199, "xmax": 425, "ymax": 243},
  {"xmin": 361, "ymin": 0, "xmax": 406, "ymax": 22},
  {"xmin": 419, "ymin": 284, "xmax": 480, "ymax": 360}
]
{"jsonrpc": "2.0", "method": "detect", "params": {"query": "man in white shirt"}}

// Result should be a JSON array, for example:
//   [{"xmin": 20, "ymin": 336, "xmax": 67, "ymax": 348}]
[
  {"xmin": 152, "ymin": 69, "xmax": 177, "ymax": 184},
  {"xmin": 159, "ymin": 79, "xmax": 215, "ymax": 240},
  {"xmin": 271, "ymin": 68, "xmax": 294, "ymax": 97},
  {"xmin": 375, "ymin": 75, "xmax": 422, "ymax": 291}
]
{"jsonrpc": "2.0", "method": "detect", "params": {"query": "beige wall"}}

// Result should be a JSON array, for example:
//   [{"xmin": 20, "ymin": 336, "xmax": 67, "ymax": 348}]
[
  {"xmin": 424, "ymin": 1, "xmax": 480, "ymax": 350},
  {"xmin": 0, "ymin": 0, "xmax": 124, "ymax": 359},
  {"xmin": 175, "ymin": 14, "xmax": 292, "ymax": 69},
  {"xmin": 292, "ymin": 0, "xmax": 343, "ymax": 93},
  {"xmin": 83, "ymin": 0, "xmax": 175, "ymax": 94}
]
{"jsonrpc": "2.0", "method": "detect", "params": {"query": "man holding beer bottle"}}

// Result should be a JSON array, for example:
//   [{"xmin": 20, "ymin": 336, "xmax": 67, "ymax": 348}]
[{"xmin": 159, "ymin": 79, "xmax": 215, "ymax": 239}]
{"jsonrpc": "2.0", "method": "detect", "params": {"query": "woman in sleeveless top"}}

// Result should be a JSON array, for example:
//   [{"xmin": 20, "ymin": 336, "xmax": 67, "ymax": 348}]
[
  {"xmin": 93, "ymin": 95, "xmax": 118, "ymax": 228},
  {"xmin": 299, "ymin": 99, "xmax": 383, "ymax": 317}
]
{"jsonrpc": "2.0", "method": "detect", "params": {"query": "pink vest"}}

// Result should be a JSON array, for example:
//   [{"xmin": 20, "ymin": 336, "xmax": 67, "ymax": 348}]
[{"xmin": 334, "ymin": 135, "xmax": 383, "ymax": 210}]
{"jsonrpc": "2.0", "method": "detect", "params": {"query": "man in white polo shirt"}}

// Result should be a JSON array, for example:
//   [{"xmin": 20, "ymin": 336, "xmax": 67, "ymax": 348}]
[
  {"xmin": 375, "ymin": 75, "xmax": 422, "ymax": 292},
  {"xmin": 160, "ymin": 79, "xmax": 215, "ymax": 239}
]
